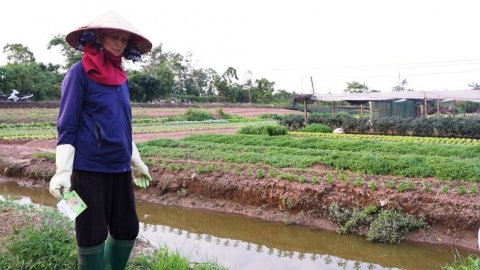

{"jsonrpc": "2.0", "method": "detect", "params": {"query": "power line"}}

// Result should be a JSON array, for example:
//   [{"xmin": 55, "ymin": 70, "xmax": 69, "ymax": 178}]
[
  {"xmin": 270, "ymin": 58, "xmax": 480, "ymax": 71},
  {"xmin": 306, "ymin": 68, "xmax": 480, "ymax": 78}
]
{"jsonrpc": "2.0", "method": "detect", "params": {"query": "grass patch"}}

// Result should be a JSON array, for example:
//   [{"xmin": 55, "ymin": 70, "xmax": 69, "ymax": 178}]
[
  {"xmin": 442, "ymin": 252, "xmax": 480, "ymax": 270},
  {"xmin": 32, "ymin": 151, "xmax": 56, "ymax": 161},
  {"xmin": 0, "ymin": 201, "xmax": 77, "ymax": 269},
  {"xmin": 0, "ymin": 200, "xmax": 227, "ymax": 270},
  {"xmin": 128, "ymin": 245, "xmax": 227, "ymax": 270}
]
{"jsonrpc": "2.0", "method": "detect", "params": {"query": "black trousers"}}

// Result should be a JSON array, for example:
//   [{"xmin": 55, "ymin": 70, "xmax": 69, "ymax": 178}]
[{"xmin": 71, "ymin": 170, "xmax": 139, "ymax": 248}]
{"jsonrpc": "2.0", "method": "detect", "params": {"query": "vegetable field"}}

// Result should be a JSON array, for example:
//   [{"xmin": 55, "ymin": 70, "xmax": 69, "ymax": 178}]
[{"xmin": 1, "ymin": 106, "xmax": 480, "ymax": 252}]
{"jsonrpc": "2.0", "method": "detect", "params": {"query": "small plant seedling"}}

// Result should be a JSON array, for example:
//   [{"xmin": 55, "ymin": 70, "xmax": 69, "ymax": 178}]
[
  {"xmin": 246, "ymin": 167, "xmax": 253, "ymax": 176},
  {"xmin": 279, "ymin": 173, "xmax": 295, "ymax": 181},
  {"xmin": 298, "ymin": 175, "xmax": 307, "ymax": 183},
  {"xmin": 422, "ymin": 182, "xmax": 432, "ymax": 193},
  {"xmin": 282, "ymin": 198, "xmax": 295, "ymax": 209},
  {"xmin": 386, "ymin": 180, "xmax": 395, "ymax": 189},
  {"xmin": 354, "ymin": 177, "xmax": 363, "ymax": 187},
  {"xmin": 339, "ymin": 173, "xmax": 350, "ymax": 183},
  {"xmin": 326, "ymin": 173, "xmax": 335, "ymax": 185},
  {"xmin": 470, "ymin": 184, "xmax": 479, "ymax": 195},
  {"xmin": 369, "ymin": 180, "xmax": 378, "ymax": 191},
  {"xmin": 268, "ymin": 169, "xmax": 276, "ymax": 178},
  {"xmin": 441, "ymin": 185, "xmax": 450, "ymax": 194},
  {"xmin": 256, "ymin": 169, "xmax": 265, "ymax": 179},
  {"xmin": 457, "ymin": 185, "xmax": 467, "ymax": 195},
  {"xmin": 312, "ymin": 176, "xmax": 320, "ymax": 185},
  {"xmin": 397, "ymin": 180, "xmax": 416, "ymax": 192}
]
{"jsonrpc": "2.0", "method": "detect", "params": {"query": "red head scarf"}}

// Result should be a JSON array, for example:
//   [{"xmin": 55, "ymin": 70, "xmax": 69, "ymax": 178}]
[{"xmin": 82, "ymin": 37, "xmax": 127, "ymax": 86}]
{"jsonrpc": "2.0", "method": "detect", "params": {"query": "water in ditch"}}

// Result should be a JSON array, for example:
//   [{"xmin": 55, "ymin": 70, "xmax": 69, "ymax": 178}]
[{"xmin": 0, "ymin": 179, "xmax": 477, "ymax": 270}]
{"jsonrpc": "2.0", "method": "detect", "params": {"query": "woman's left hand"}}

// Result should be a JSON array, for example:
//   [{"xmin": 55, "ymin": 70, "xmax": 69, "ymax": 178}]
[{"xmin": 131, "ymin": 142, "xmax": 152, "ymax": 188}]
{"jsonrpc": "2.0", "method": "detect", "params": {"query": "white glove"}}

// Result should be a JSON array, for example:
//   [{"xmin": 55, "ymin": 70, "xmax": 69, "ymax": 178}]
[
  {"xmin": 49, "ymin": 144, "xmax": 75, "ymax": 200},
  {"xmin": 131, "ymin": 142, "xmax": 152, "ymax": 188}
]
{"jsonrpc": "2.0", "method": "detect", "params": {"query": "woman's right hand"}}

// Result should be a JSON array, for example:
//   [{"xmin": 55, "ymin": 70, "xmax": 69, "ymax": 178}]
[{"xmin": 49, "ymin": 144, "xmax": 75, "ymax": 200}]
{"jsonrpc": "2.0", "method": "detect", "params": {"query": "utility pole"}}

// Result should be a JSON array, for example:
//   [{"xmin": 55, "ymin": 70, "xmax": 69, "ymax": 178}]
[{"xmin": 310, "ymin": 76, "xmax": 315, "ymax": 94}]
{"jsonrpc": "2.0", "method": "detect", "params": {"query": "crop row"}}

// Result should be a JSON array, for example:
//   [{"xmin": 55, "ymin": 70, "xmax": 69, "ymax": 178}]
[
  {"xmin": 290, "ymin": 131, "xmax": 480, "ymax": 145},
  {"xmin": 0, "ymin": 121, "xmax": 269, "ymax": 140},
  {"xmin": 154, "ymin": 160, "xmax": 480, "ymax": 197},
  {"xmin": 139, "ymin": 134, "xmax": 480, "ymax": 182},
  {"xmin": 182, "ymin": 134, "xmax": 480, "ymax": 159}
]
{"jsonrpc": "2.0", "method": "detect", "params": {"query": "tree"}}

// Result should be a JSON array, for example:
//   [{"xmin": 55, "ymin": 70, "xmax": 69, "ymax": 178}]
[
  {"xmin": 344, "ymin": 81, "xmax": 369, "ymax": 93},
  {"xmin": 468, "ymin": 82, "xmax": 480, "ymax": 90},
  {"xmin": 47, "ymin": 35, "xmax": 83, "ymax": 69},
  {"xmin": 251, "ymin": 78, "xmax": 275, "ymax": 103},
  {"xmin": 128, "ymin": 70, "xmax": 163, "ymax": 103},
  {"xmin": 153, "ymin": 62, "xmax": 175, "ymax": 98},
  {"xmin": 198, "ymin": 68, "xmax": 218, "ymax": 96},
  {"xmin": 0, "ymin": 62, "xmax": 63, "ymax": 100},
  {"xmin": 243, "ymin": 70, "xmax": 253, "ymax": 103},
  {"xmin": 140, "ymin": 44, "xmax": 163, "ymax": 75},
  {"xmin": 3, "ymin": 43, "xmax": 35, "ymax": 64},
  {"xmin": 214, "ymin": 67, "xmax": 239, "ymax": 102},
  {"xmin": 272, "ymin": 89, "xmax": 294, "ymax": 104},
  {"xmin": 392, "ymin": 78, "xmax": 413, "ymax": 92}
]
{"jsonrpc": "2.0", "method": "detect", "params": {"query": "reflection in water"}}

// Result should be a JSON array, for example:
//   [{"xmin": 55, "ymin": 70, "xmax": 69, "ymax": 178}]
[
  {"xmin": 139, "ymin": 222, "xmax": 399, "ymax": 270},
  {"xmin": 1, "ymin": 179, "xmax": 477, "ymax": 270}
]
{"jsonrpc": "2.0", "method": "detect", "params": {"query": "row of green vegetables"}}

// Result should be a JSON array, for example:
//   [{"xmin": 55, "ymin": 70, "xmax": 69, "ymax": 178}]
[
  {"xmin": 291, "ymin": 131, "xmax": 480, "ymax": 145},
  {"xmin": 138, "ymin": 134, "xmax": 480, "ymax": 182},
  {"xmin": 0, "ymin": 121, "xmax": 269, "ymax": 140},
  {"xmin": 2, "ymin": 120, "xmax": 480, "ymax": 149}
]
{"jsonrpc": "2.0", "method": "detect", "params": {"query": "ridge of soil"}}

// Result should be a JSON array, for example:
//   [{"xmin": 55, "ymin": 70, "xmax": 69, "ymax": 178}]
[{"xmin": 1, "ymin": 129, "xmax": 479, "ymax": 254}]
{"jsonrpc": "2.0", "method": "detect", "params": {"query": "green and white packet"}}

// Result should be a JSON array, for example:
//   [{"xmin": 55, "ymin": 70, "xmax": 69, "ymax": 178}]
[{"xmin": 56, "ymin": 190, "xmax": 87, "ymax": 220}]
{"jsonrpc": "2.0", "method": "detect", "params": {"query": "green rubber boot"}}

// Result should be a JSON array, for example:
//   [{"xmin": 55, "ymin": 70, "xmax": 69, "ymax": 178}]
[
  {"xmin": 103, "ymin": 235, "xmax": 135, "ymax": 270},
  {"xmin": 77, "ymin": 242, "xmax": 105, "ymax": 270}
]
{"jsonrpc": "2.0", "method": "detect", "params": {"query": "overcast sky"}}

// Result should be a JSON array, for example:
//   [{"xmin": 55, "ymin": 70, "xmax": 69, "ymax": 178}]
[{"xmin": 2, "ymin": 0, "xmax": 480, "ymax": 94}]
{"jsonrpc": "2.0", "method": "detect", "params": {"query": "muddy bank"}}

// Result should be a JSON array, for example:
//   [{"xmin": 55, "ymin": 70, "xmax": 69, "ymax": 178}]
[{"xmin": 0, "ymin": 141, "xmax": 479, "ymax": 254}]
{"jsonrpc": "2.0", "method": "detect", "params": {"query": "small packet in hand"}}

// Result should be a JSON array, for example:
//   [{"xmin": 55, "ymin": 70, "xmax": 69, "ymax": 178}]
[{"xmin": 56, "ymin": 190, "xmax": 87, "ymax": 220}]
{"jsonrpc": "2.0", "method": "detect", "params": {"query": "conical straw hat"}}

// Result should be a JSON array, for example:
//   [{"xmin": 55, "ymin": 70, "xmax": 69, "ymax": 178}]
[{"xmin": 66, "ymin": 10, "xmax": 152, "ymax": 54}]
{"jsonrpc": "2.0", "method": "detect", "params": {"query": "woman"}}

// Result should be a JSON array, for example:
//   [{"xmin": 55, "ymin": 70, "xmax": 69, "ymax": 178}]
[{"xmin": 49, "ymin": 10, "xmax": 153, "ymax": 269}]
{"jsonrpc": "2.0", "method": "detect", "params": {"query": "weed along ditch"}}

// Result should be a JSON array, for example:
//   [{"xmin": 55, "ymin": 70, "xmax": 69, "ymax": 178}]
[{"xmin": 0, "ymin": 178, "xmax": 476, "ymax": 270}]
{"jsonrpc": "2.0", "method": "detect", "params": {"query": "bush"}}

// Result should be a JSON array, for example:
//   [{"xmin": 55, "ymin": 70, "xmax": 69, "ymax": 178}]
[
  {"xmin": 366, "ymin": 209, "xmax": 426, "ymax": 243},
  {"xmin": 182, "ymin": 109, "xmax": 215, "ymax": 121},
  {"xmin": 298, "ymin": 123, "xmax": 332, "ymax": 133},
  {"xmin": 328, "ymin": 203, "xmax": 426, "ymax": 244},
  {"xmin": 215, "ymin": 108, "xmax": 233, "ymax": 119},
  {"xmin": 237, "ymin": 124, "xmax": 288, "ymax": 136},
  {"xmin": 278, "ymin": 114, "xmax": 306, "ymax": 130}
]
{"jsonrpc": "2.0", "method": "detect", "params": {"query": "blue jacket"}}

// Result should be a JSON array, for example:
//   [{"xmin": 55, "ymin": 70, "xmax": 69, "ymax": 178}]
[{"xmin": 57, "ymin": 62, "xmax": 132, "ymax": 173}]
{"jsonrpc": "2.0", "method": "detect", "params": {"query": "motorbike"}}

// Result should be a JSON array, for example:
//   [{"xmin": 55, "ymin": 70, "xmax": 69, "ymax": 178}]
[{"xmin": 7, "ymin": 89, "xmax": 34, "ymax": 102}]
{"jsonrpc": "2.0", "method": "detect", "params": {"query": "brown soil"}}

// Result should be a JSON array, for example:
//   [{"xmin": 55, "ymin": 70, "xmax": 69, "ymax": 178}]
[{"xmin": 0, "ymin": 107, "xmax": 479, "ymax": 255}]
